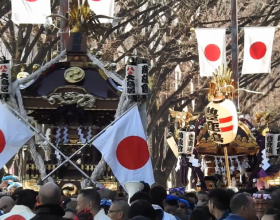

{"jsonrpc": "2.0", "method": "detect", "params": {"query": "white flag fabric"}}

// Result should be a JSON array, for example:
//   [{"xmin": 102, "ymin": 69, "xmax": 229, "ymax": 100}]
[
  {"xmin": 87, "ymin": 0, "xmax": 115, "ymax": 23},
  {"xmin": 242, "ymin": 27, "xmax": 275, "ymax": 74},
  {"xmin": 195, "ymin": 28, "xmax": 227, "ymax": 77},
  {"xmin": 0, "ymin": 102, "xmax": 33, "ymax": 169},
  {"xmin": 93, "ymin": 106, "xmax": 155, "ymax": 186},
  {"xmin": 11, "ymin": 0, "xmax": 52, "ymax": 24}
]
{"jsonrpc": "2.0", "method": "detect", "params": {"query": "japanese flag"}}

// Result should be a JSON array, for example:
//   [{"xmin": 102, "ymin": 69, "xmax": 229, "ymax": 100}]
[
  {"xmin": 11, "ymin": 0, "xmax": 52, "ymax": 24},
  {"xmin": 0, "ymin": 102, "xmax": 33, "ymax": 169},
  {"xmin": 242, "ymin": 27, "xmax": 275, "ymax": 74},
  {"xmin": 93, "ymin": 106, "xmax": 155, "ymax": 187},
  {"xmin": 87, "ymin": 0, "xmax": 115, "ymax": 23},
  {"xmin": 195, "ymin": 28, "xmax": 227, "ymax": 77}
]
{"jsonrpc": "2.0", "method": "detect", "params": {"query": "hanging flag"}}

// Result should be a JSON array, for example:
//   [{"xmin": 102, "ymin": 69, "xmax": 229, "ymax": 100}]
[
  {"xmin": 87, "ymin": 0, "xmax": 115, "ymax": 23},
  {"xmin": 195, "ymin": 28, "xmax": 227, "ymax": 77},
  {"xmin": 242, "ymin": 27, "xmax": 275, "ymax": 74},
  {"xmin": 93, "ymin": 106, "xmax": 155, "ymax": 186},
  {"xmin": 11, "ymin": 0, "xmax": 52, "ymax": 24},
  {"xmin": 0, "ymin": 102, "xmax": 33, "ymax": 169}
]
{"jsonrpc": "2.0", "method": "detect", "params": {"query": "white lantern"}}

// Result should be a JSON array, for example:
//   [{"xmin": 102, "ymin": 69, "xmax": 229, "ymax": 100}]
[
  {"xmin": 136, "ymin": 63, "xmax": 149, "ymax": 95},
  {"xmin": 265, "ymin": 133, "xmax": 280, "ymax": 156},
  {"xmin": 0, "ymin": 63, "xmax": 11, "ymax": 96},
  {"xmin": 205, "ymin": 98, "xmax": 238, "ymax": 144},
  {"xmin": 178, "ymin": 131, "xmax": 195, "ymax": 154},
  {"xmin": 125, "ymin": 57, "xmax": 137, "ymax": 96}
]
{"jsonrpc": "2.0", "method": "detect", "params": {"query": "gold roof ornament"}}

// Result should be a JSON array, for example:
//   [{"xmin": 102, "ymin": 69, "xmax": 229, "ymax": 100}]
[
  {"xmin": 254, "ymin": 110, "xmax": 276, "ymax": 136},
  {"xmin": 169, "ymin": 108, "xmax": 199, "ymax": 129},
  {"xmin": 47, "ymin": 0, "xmax": 112, "ymax": 39},
  {"xmin": 208, "ymin": 64, "xmax": 236, "ymax": 101}
]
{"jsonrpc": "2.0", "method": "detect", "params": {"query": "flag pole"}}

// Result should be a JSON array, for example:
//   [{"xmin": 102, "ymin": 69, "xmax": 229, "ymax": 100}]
[
  {"xmin": 5, "ymin": 102, "xmax": 139, "ymax": 182},
  {"xmin": 60, "ymin": 0, "xmax": 69, "ymax": 51},
  {"xmin": 231, "ymin": 0, "xmax": 239, "ymax": 110}
]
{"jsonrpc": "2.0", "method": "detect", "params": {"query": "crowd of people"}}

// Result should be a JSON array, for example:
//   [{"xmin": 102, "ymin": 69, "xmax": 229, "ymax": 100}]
[{"xmin": 0, "ymin": 178, "xmax": 280, "ymax": 220}]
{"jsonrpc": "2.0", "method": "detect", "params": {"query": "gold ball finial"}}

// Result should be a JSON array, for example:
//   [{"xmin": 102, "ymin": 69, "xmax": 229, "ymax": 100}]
[{"xmin": 33, "ymin": 64, "xmax": 40, "ymax": 72}]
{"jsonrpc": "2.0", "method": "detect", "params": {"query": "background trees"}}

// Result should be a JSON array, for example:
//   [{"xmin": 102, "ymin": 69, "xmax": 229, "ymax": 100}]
[{"xmin": 1, "ymin": 0, "xmax": 280, "ymax": 186}]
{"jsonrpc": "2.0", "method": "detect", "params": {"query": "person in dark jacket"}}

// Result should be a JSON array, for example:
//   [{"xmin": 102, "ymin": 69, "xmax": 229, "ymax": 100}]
[
  {"xmin": 208, "ymin": 189, "xmax": 230, "ymax": 220},
  {"xmin": 30, "ymin": 182, "xmax": 65, "ymax": 220},
  {"xmin": 225, "ymin": 193, "xmax": 256, "ymax": 220}
]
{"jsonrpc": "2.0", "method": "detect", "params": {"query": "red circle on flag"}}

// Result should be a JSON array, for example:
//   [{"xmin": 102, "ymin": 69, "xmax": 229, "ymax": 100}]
[
  {"xmin": 250, "ymin": 42, "xmax": 266, "ymax": 60},
  {"xmin": 26, "ymin": 0, "xmax": 37, "ymax": 2},
  {"xmin": 5, "ymin": 215, "xmax": 25, "ymax": 220},
  {"xmin": 0, "ymin": 129, "xmax": 5, "ymax": 154},
  {"xmin": 116, "ymin": 136, "xmax": 149, "ymax": 170},
  {"xmin": 204, "ymin": 44, "xmax": 221, "ymax": 61}
]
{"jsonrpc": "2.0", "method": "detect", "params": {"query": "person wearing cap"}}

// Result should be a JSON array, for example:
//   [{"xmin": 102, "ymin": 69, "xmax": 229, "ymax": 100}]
[
  {"xmin": 164, "ymin": 195, "xmax": 181, "ymax": 220},
  {"xmin": 7, "ymin": 181, "xmax": 22, "ymax": 194},
  {"xmin": 177, "ymin": 198, "xmax": 190, "ymax": 220},
  {"xmin": 253, "ymin": 191, "xmax": 273, "ymax": 220}
]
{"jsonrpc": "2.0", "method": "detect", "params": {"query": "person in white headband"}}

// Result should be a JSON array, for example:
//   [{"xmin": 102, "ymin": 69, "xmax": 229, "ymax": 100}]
[{"xmin": 253, "ymin": 191, "xmax": 273, "ymax": 220}]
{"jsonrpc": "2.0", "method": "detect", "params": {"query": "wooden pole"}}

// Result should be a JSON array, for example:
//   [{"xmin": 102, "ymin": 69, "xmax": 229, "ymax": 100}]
[
  {"xmin": 231, "ymin": 0, "xmax": 239, "ymax": 111},
  {"xmin": 60, "ymin": 0, "xmax": 69, "ymax": 51},
  {"xmin": 224, "ymin": 147, "xmax": 231, "ymax": 186}
]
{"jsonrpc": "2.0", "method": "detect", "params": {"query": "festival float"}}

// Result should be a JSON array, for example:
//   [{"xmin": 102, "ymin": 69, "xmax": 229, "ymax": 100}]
[
  {"xmin": 168, "ymin": 64, "xmax": 280, "ymax": 190},
  {"xmin": 0, "ymin": 0, "xmax": 149, "ymax": 196}
]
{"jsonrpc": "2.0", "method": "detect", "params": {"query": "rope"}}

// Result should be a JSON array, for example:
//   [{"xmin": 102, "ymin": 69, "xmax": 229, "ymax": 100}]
[
  {"xmin": 87, "ymin": 51, "xmax": 124, "ymax": 85},
  {"xmin": 17, "ymin": 50, "xmax": 67, "ymax": 85},
  {"xmin": 5, "ymin": 50, "xmax": 67, "ymax": 183},
  {"xmin": 15, "ymin": 88, "xmax": 54, "ymax": 183}
]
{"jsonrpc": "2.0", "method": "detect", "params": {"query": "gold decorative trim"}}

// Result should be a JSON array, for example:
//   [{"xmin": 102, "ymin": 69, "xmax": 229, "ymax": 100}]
[
  {"xmin": 22, "ymin": 180, "xmax": 40, "ymax": 191},
  {"xmin": 42, "ymin": 92, "xmax": 96, "ymax": 108},
  {"xmin": 64, "ymin": 67, "xmax": 85, "ymax": 83},
  {"xmin": 98, "ymin": 69, "xmax": 108, "ymax": 80},
  {"xmin": 61, "ymin": 183, "xmax": 78, "ymax": 196}
]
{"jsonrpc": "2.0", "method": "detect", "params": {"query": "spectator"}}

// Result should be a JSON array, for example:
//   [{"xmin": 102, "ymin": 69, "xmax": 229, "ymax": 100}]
[
  {"xmin": 208, "ymin": 189, "xmax": 230, "ymax": 220},
  {"xmin": 30, "ymin": 182, "xmax": 65, "ymax": 220},
  {"xmin": 225, "ymin": 193, "xmax": 256, "ymax": 220},
  {"xmin": 270, "ymin": 189, "xmax": 280, "ymax": 210},
  {"xmin": 164, "ymin": 195, "xmax": 181, "ymax": 220},
  {"xmin": 150, "ymin": 185, "xmax": 176, "ymax": 220},
  {"xmin": 0, "ymin": 196, "xmax": 15, "ymax": 214},
  {"xmin": 253, "ymin": 191, "xmax": 273, "ymax": 220},
  {"xmin": 189, "ymin": 209, "xmax": 209, "ymax": 220},
  {"xmin": 0, "ymin": 189, "xmax": 37, "ymax": 220},
  {"xmin": 128, "ymin": 200, "xmax": 156, "ymax": 220},
  {"xmin": 140, "ymin": 182, "xmax": 150, "ymax": 194},
  {"xmin": 108, "ymin": 200, "xmax": 129, "ymax": 220},
  {"xmin": 177, "ymin": 198, "xmax": 190, "ymax": 219},
  {"xmin": 100, "ymin": 199, "xmax": 112, "ymax": 215},
  {"xmin": 76, "ymin": 189, "xmax": 110, "ymax": 220},
  {"xmin": 7, "ymin": 182, "xmax": 22, "ymax": 194},
  {"xmin": 63, "ymin": 199, "xmax": 76, "ymax": 220},
  {"xmin": 129, "ymin": 216, "xmax": 149, "ymax": 220},
  {"xmin": 262, "ymin": 209, "xmax": 280, "ymax": 220},
  {"xmin": 184, "ymin": 193, "xmax": 197, "ymax": 211},
  {"xmin": 98, "ymin": 189, "xmax": 115, "ymax": 202},
  {"xmin": 64, "ymin": 208, "xmax": 75, "ymax": 220},
  {"xmin": 196, "ymin": 191, "xmax": 209, "ymax": 206},
  {"xmin": 130, "ymin": 192, "xmax": 152, "ymax": 205},
  {"xmin": 195, "ymin": 205, "xmax": 215, "ymax": 220}
]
